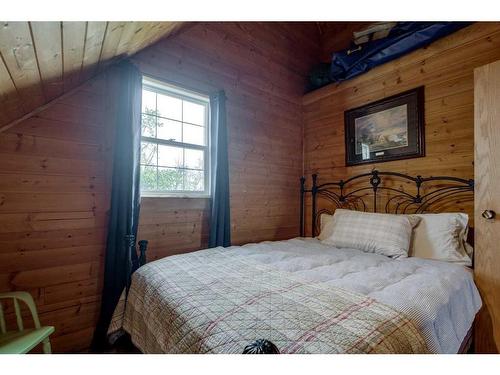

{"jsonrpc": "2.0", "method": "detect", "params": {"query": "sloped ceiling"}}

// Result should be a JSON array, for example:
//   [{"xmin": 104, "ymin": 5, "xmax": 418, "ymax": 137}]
[{"xmin": 0, "ymin": 21, "xmax": 185, "ymax": 127}]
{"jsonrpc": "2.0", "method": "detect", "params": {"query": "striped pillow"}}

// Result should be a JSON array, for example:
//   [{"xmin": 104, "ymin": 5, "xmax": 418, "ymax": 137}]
[{"xmin": 321, "ymin": 209, "xmax": 421, "ymax": 258}]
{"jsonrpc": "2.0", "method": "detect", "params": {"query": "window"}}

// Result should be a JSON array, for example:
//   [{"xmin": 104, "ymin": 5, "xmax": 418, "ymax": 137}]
[{"xmin": 140, "ymin": 77, "xmax": 210, "ymax": 197}]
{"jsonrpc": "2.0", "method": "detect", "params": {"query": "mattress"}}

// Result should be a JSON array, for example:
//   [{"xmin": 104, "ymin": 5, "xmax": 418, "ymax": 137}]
[
  {"xmin": 235, "ymin": 238, "xmax": 482, "ymax": 353},
  {"xmin": 115, "ymin": 237, "xmax": 482, "ymax": 353}
]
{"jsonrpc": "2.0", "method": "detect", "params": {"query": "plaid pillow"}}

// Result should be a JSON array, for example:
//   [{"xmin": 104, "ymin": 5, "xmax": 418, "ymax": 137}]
[{"xmin": 321, "ymin": 209, "xmax": 421, "ymax": 258}]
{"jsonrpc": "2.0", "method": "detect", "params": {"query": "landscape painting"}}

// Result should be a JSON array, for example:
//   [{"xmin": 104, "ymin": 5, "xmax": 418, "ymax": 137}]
[
  {"xmin": 344, "ymin": 87, "xmax": 425, "ymax": 166},
  {"xmin": 354, "ymin": 104, "xmax": 409, "ymax": 155}
]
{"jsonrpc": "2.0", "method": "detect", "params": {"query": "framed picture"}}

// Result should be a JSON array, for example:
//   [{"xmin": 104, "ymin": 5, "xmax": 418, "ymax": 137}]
[{"xmin": 344, "ymin": 86, "xmax": 425, "ymax": 166}]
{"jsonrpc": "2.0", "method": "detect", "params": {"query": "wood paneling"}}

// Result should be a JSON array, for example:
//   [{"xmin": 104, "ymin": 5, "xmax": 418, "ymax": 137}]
[
  {"xmin": 134, "ymin": 21, "xmax": 320, "ymax": 251},
  {"xmin": 0, "ymin": 75, "xmax": 111, "ymax": 353},
  {"xmin": 302, "ymin": 22, "xmax": 500, "ymax": 235},
  {"xmin": 138, "ymin": 197, "xmax": 210, "ymax": 260},
  {"xmin": 474, "ymin": 60, "xmax": 500, "ymax": 353},
  {"xmin": 317, "ymin": 22, "xmax": 372, "ymax": 62},
  {"xmin": 0, "ymin": 21, "xmax": 184, "ymax": 129}
]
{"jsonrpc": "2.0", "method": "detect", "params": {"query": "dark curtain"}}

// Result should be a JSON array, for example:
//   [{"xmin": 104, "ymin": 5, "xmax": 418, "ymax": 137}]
[
  {"xmin": 91, "ymin": 60, "xmax": 142, "ymax": 351},
  {"xmin": 208, "ymin": 91, "xmax": 231, "ymax": 248}
]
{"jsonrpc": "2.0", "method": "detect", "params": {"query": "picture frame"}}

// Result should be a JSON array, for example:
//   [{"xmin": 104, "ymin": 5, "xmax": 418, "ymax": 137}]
[{"xmin": 344, "ymin": 86, "xmax": 425, "ymax": 166}]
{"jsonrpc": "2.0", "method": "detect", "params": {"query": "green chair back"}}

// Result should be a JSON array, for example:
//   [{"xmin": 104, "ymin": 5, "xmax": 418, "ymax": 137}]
[{"xmin": 0, "ymin": 291, "xmax": 54, "ymax": 354}]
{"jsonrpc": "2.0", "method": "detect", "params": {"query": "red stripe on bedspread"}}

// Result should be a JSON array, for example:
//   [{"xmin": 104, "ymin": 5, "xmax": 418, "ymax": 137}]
[
  {"xmin": 283, "ymin": 298, "xmax": 375, "ymax": 354},
  {"xmin": 197, "ymin": 282, "xmax": 303, "ymax": 352}
]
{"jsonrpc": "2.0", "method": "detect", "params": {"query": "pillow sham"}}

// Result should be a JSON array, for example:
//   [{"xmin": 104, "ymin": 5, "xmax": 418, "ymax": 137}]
[
  {"xmin": 408, "ymin": 213, "xmax": 473, "ymax": 266},
  {"xmin": 320, "ymin": 209, "xmax": 420, "ymax": 258},
  {"xmin": 317, "ymin": 213, "xmax": 335, "ymax": 240}
]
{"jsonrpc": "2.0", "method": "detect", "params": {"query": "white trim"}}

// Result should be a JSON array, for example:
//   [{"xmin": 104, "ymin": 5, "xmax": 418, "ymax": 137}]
[
  {"xmin": 143, "ymin": 75, "xmax": 209, "ymax": 103},
  {"xmin": 141, "ymin": 192, "xmax": 211, "ymax": 199},
  {"xmin": 140, "ymin": 76, "xmax": 211, "ymax": 196}
]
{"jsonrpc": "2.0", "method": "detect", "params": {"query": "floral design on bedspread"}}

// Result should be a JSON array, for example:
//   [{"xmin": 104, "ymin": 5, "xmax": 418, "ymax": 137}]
[{"xmin": 113, "ymin": 245, "xmax": 428, "ymax": 354}]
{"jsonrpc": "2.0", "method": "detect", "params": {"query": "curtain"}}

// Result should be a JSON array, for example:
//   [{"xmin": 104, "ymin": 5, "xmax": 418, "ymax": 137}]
[
  {"xmin": 208, "ymin": 91, "xmax": 231, "ymax": 247},
  {"xmin": 91, "ymin": 60, "xmax": 142, "ymax": 351}
]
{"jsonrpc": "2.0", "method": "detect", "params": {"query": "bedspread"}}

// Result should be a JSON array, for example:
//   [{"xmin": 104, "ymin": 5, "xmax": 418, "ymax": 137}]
[{"xmin": 114, "ymin": 243, "xmax": 429, "ymax": 354}]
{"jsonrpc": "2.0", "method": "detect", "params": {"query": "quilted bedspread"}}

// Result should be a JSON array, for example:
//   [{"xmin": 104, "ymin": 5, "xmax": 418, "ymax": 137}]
[{"xmin": 112, "ymin": 243, "xmax": 429, "ymax": 354}]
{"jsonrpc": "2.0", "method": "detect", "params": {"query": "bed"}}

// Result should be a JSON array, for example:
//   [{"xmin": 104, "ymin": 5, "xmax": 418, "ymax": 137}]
[{"xmin": 111, "ymin": 170, "xmax": 481, "ymax": 354}]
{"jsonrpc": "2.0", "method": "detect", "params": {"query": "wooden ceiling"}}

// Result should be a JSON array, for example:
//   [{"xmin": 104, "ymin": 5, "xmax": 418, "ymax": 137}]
[{"xmin": 0, "ymin": 21, "xmax": 184, "ymax": 127}]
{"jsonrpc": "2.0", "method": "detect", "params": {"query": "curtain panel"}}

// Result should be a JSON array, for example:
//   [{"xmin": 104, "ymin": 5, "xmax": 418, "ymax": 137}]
[
  {"xmin": 91, "ymin": 61, "xmax": 142, "ymax": 351},
  {"xmin": 208, "ymin": 91, "xmax": 231, "ymax": 248}
]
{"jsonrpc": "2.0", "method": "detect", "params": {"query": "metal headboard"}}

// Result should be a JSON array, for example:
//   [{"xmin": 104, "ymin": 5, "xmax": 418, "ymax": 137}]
[{"xmin": 300, "ymin": 170, "xmax": 474, "ymax": 237}]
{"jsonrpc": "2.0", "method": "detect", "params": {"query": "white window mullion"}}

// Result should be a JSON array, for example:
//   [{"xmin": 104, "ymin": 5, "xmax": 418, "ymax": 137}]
[
  {"xmin": 181, "ymin": 99, "xmax": 185, "ymax": 191},
  {"xmin": 140, "ymin": 77, "xmax": 210, "ymax": 197}
]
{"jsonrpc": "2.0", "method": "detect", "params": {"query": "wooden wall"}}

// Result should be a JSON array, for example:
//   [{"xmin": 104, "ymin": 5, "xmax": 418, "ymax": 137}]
[
  {"xmin": 302, "ymin": 22, "xmax": 500, "ymax": 234},
  {"xmin": 317, "ymin": 22, "xmax": 371, "ymax": 62},
  {"xmin": 0, "ymin": 76, "xmax": 112, "ymax": 352},
  {"xmin": 0, "ymin": 22, "xmax": 320, "ymax": 352},
  {"xmin": 133, "ymin": 22, "xmax": 320, "ymax": 260}
]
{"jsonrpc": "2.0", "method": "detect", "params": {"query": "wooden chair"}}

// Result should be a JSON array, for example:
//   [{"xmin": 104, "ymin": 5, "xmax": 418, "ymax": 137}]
[{"xmin": 0, "ymin": 291, "xmax": 54, "ymax": 354}]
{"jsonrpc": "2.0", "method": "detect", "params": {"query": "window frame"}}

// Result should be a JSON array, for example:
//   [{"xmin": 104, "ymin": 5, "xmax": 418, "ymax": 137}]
[{"xmin": 140, "ymin": 76, "xmax": 211, "ymax": 198}]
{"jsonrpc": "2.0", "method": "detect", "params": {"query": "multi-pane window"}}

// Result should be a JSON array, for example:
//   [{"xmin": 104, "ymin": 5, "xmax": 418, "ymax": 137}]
[{"xmin": 140, "ymin": 77, "xmax": 210, "ymax": 196}]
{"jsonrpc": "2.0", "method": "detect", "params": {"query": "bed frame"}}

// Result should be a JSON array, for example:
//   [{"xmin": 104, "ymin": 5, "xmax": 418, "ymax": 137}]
[
  {"xmin": 299, "ymin": 169, "xmax": 475, "ymax": 354},
  {"xmin": 130, "ymin": 169, "xmax": 475, "ymax": 354},
  {"xmin": 300, "ymin": 169, "xmax": 474, "ymax": 237}
]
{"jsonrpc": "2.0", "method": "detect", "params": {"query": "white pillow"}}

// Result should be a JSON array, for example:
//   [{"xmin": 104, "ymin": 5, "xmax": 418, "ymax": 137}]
[
  {"xmin": 321, "ymin": 209, "xmax": 421, "ymax": 258},
  {"xmin": 317, "ymin": 213, "xmax": 335, "ymax": 240},
  {"xmin": 408, "ymin": 213, "xmax": 473, "ymax": 266}
]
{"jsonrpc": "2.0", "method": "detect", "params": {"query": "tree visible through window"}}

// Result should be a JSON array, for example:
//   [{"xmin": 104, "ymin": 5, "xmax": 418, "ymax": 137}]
[{"xmin": 140, "ymin": 77, "xmax": 210, "ymax": 196}]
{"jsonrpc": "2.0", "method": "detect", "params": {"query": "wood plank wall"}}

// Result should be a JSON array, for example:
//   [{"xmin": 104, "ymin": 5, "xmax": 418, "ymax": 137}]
[
  {"xmin": 133, "ymin": 22, "xmax": 320, "ymax": 261},
  {"xmin": 0, "ymin": 22, "xmax": 320, "ymax": 352},
  {"xmin": 317, "ymin": 22, "xmax": 371, "ymax": 62},
  {"xmin": 0, "ymin": 75, "xmax": 112, "ymax": 352},
  {"xmin": 302, "ymin": 22, "xmax": 500, "ymax": 235}
]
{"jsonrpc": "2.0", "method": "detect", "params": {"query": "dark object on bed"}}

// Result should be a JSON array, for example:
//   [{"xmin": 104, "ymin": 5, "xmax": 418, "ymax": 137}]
[
  {"xmin": 300, "ymin": 170, "xmax": 474, "ymax": 238},
  {"xmin": 344, "ymin": 87, "xmax": 425, "ymax": 166},
  {"xmin": 243, "ymin": 339, "xmax": 280, "ymax": 354}
]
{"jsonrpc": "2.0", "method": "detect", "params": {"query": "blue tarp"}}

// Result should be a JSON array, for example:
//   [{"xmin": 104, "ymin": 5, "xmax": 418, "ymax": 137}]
[{"xmin": 329, "ymin": 22, "xmax": 472, "ymax": 83}]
